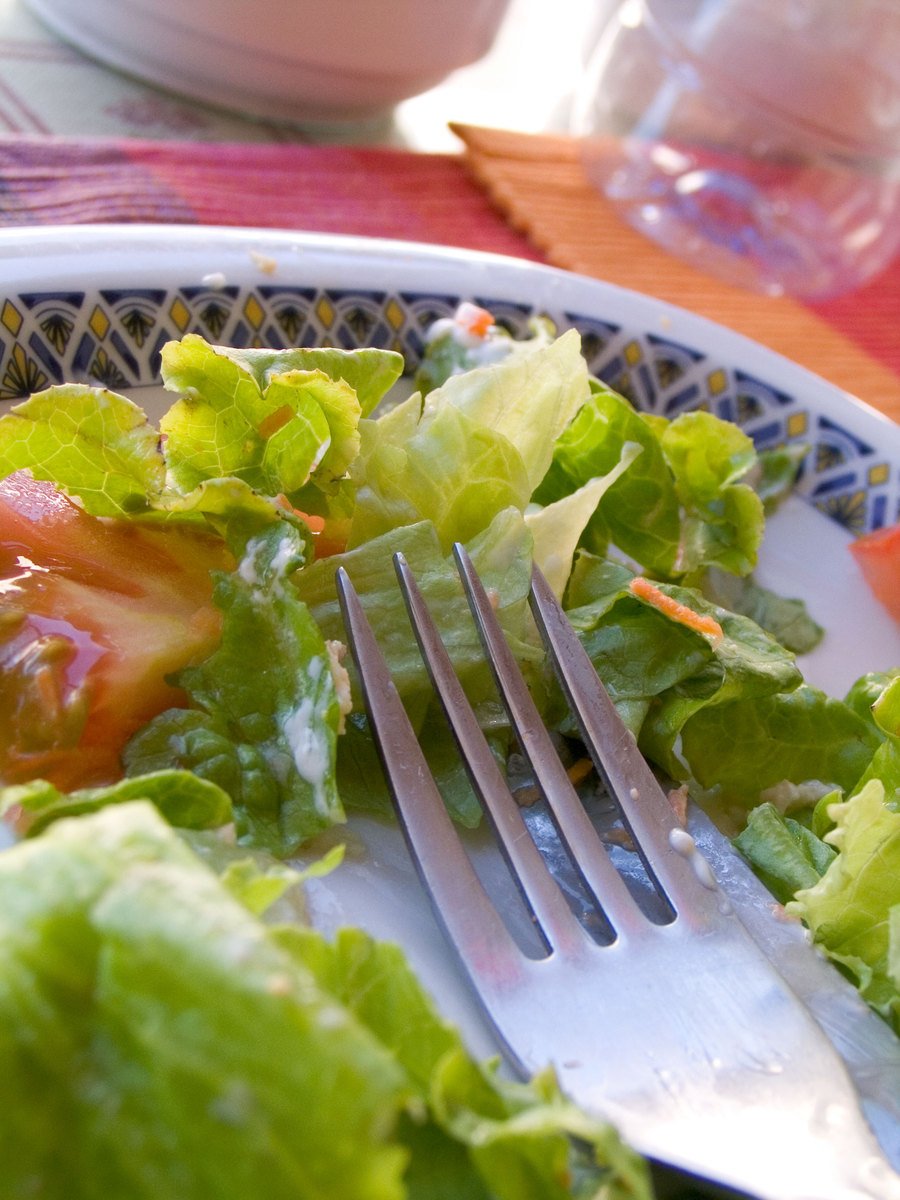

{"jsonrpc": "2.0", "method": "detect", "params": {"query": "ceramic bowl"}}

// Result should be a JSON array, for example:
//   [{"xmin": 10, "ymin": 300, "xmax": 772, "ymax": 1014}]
[{"xmin": 22, "ymin": 0, "xmax": 514, "ymax": 124}]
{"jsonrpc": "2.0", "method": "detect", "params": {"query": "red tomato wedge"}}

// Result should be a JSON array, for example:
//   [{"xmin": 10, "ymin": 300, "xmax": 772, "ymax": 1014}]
[
  {"xmin": 849, "ymin": 521, "xmax": 900, "ymax": 623},
  {"xmin": 0, "ymin": 472, "xmax": 232, "ymax": 790}
]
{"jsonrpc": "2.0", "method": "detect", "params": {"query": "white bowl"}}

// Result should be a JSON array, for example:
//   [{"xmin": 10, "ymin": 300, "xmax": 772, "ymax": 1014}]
[{"xmin": 22, "ymin": 0, "xmax": 513, "ymax": 124}]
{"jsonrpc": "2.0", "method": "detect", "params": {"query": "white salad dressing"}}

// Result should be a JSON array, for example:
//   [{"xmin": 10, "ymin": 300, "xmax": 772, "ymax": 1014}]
[
  {"xmin": 282, "ymin": 694, "xmax": 332, "ymax": 816},
  {"xmin": 424, "ymin": 316, "xmax": 514, "ymax": 369}
]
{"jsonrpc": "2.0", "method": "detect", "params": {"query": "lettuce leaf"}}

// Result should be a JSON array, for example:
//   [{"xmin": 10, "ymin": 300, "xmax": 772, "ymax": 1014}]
[
  {"xmin": 349, "ymin": 330, "xmax": 590, "ymax": 552},
  {"xmin": 788, "ymin": 781, "xmax": 900, "ymax": 1031},
  {"xmin": 0, "ymin": 335, "xmax": 401, "ymax": 528},
  {"xmin": 0, "ymin": 769, "xmax": 232, "ymax": 837},
  {"xmin": 294, "ymin": 510, "xmax": 537, "ymax": 825},
  {"xmin": 124, "ymin": 520, "xmax": 346, "ymax": 856},
  {"xmin": 534, "ymin": 383, "xmax": 764, "ymax": 579},
  {"xmin": 676, "ymin": 688, "xmax": 880, "ymax": 824},
  {"xmin": 564, "ymin": 550, "xmax": 801, "ymax": 750},
  {"xmin": 732, "ymin": 801, "xmax": 838, "ymax": 904},
  {"xmin": 733, "ymin": 669, "xmax": 900, "ymax": 1030},
  {"xmin": 0, "ymin": 801, "xmax": 652, "ymax": 1199},
  {"xmin": 160, "ymin": 335, "xmax": 382, "ymax": 509},
  {"xmin": 0, "ymin": 384, "xmax": 165, "ymax": 517}
]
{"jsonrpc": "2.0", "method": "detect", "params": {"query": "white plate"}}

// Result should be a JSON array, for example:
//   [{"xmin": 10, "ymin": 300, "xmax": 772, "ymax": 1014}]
[{"xmin": 1, "ymin": 224, "xmax": 899, "ymax": 1170}]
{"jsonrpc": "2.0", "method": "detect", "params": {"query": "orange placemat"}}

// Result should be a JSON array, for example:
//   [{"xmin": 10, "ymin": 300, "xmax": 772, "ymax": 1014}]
[{"xmin": 452, "ymin": 124, "xmax": 900, "ymax": 423}]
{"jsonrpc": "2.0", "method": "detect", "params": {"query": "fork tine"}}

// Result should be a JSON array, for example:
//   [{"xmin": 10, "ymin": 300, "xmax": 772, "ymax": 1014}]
[
  {"xmin": 335, "ymin": 566, "xmax": 525, "ymax": 980},
  {"xmin": 527, "ymin": 561, "xmax": 723, "ymax": 919},
  {"xmin": 451, "ymin": 544, "xmax": 648, "ymax": 940},
  {"xmin": 392, "ymin": 552, "xmax": 591, "ymax": 955}
]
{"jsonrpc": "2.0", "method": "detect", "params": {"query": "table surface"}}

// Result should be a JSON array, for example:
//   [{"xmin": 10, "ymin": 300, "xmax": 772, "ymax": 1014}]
[
  {"xmin": 1, "ymin": 0, "xmax": 897, "ymax": 421},
  {"xmin": 0, "ymin": 0, "xmax": 603, "ymax": 149}
]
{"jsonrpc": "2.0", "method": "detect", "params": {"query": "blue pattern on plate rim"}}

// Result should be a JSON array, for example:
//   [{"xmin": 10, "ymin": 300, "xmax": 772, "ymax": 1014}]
[{"xmin": 0, "ymin": 282, "xmax": 895, "ymax": 536}]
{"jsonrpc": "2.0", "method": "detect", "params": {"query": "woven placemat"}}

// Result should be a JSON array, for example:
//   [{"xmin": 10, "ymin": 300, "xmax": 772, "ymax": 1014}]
[{"xmin": 452, "ymin": 123, "xmax": 900, "ymax": 422}]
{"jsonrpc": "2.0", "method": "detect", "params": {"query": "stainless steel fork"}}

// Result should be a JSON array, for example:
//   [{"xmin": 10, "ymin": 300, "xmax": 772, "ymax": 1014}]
[{"xmin": 335, "ymin": 545, "xmax": 900, "ymax": 1200}]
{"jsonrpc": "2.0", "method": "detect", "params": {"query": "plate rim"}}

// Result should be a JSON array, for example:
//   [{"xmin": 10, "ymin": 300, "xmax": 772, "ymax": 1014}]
[{"xmin": 0, "ymin": 221, "xmax": 897, "ymax": 448}]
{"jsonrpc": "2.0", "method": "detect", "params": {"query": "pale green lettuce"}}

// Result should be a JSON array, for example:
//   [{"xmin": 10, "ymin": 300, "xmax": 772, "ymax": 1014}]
[
  {"xmin": 125, "ymin": 520, "xmax": 346, "ymax": 856},
  {"xmin": 534, "ymin": 382, "xmax": 765, "ymax": 579},
  {"xmin": 159, "ymin": 336, "xmax": 402, "ymax": 514},
  {"xmin": 734, "ymin": 670, "xmax": 900, "ymax": 1030},
  {"xmin": 0, "ymin": 801, "xmax": 651, "ymax": 1200},
  {"xmin": 0, "ymin": 334, "xmax": 403, "ymax": 526},
  {"xmin": 787, "ymin": 780, "xmax": 900, "ymax": 1030},
  {"xmin": 349, "ymin": 329, "xmax": 590, "ymax": 552},
  {"xmin": 0, "ymin": 769, "xmax": 232, "ymax": 837}
]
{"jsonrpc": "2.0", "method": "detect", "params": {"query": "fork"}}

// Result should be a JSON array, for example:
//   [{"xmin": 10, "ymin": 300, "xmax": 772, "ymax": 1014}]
[{"xmin": 335, "ymin": 546, "xmax": 900, "ymax": 1200}]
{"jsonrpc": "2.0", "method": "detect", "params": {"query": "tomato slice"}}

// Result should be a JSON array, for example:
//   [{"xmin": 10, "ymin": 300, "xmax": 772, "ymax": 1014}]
[
  {"xmin": 849, "ymin": 521, "xmax": 900, "ymax": 623},
  {"xmin": 0, "ymin": 473, "xmax": 232, "ymax": 790}
]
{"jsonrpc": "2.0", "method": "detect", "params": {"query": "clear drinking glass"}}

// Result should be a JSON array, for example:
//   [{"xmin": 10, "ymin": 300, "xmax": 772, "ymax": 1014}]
[{"xmin": 573, "ymin": 0, "xmax": 900, "ymax": 299}]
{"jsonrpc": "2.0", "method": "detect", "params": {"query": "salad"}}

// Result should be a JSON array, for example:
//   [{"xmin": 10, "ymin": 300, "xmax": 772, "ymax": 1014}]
[{"xmin": 0, "ymin": 305, "xmax": 897, "ymax": 1195}]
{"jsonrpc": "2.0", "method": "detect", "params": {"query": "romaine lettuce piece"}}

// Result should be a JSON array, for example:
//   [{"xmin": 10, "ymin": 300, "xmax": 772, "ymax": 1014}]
[
  {"xmin": 0, "ymin": 801, "xmax": 652, "ymax": 1199},
  {"xmin": 698, "ymin": 567, "xmax": 824, "ymax": 654},
  {"xmin": 294, "ymin": 510, "xmax": 537, "ymax": 825},
  {"xmin": 212, "ymin": 343, "xmax": 404, "ymax": 417},
  {"xmin": 564, "ymin": 551, "xmax": 802, "ymax": 755},
  {"xmin": 0, "ymin": 802, "xmax": 410, "ymax": 1200},
  {"xmin": 349, "ymin": 400, "xmax": 533, "ymax": 551},
  {"xmin": 0, "ymin": 769, "xmax": 231, "ymax": 837},
  {"xmin": 788, "ymin": 780, "xmax": 900, "ymax": 1032},
  {"xmin": 349, "ymin": 330, "xmax": 591, "ymax": 552},
  {"xmin": 733, "ymin": 669, "xmax": 900, "ymax": 1030},
  {"xmin": 0, "ymin": 384, "xmax": 164, "ymax": 516},
  {"xmin": 534, "ymin": 383, "xmax": 765, "ymax": 579},
  {"xmin": 159, "ymin": 334, "xmax": 374, "ymax": 509},
  {"xmin": 0, "ymin": 335, "xmax": 400, "ymax": 528},
  {"xmin": 732, "ymin": 802, "xmax": 838, "ymax": 904},
  {"xmin": 676, "ymin": 687, "xmax": 881, "ymax": 822},
  {"xmin": 125, "ymin": 520, "xmax": 346, "ymax": 856}
]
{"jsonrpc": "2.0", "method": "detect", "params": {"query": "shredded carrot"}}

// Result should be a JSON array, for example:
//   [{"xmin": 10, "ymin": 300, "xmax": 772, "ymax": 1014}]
[
  {"xmin": 257, "ymin": 404, "xmax": 293, "ymax": 439},
  {"xmin": 629, "ymin": 576, "xmax": 724, "ymax": 640},
  {"xmin": 455, "ymin": 301, "xmax": 495, "ymax": 338}
]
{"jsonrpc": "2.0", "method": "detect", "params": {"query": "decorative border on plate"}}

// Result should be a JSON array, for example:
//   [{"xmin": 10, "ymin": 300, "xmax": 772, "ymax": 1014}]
[{"xmin": 0, "ymin": 283, "xmax": 895, "ymax": 535}]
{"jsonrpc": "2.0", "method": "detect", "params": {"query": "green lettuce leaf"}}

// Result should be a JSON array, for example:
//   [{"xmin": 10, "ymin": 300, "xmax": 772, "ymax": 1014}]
[
  {"xmin": 0, "ymin": 335, "xmax": 398, "ymax": 530},
  {"xmin": 563, "ymin": 551, "xmax": 802, "ymax": 764},
  {"xmin": 525, "ymin": 444, "xmax": 642, "ymax": 599},
  {"xmin": 294, "ymin": 510, "xmax": 536, "ymax": 825},
  {"xmin": 0, "ymin": 802, "xmax": 409, "ymax": 1200},
  {"xmin": 698, "ymin": 567, "xmax": 824, "ymax": 655},
  {"xmin": 0, "ymin": 769, "xmax": 232, "ymax": 837},
  {"xmin": 349, "ymin": 330, "xmax": 591, "ymax": 552},
  {"xmin": 124, "ymin": 520, "xmax": 345, "ymax": 856},
  {"xmin": 676, "ymin": 687, "xmax": 881, "ymax": 824},
  {"xmin": 534, "ymin": 384, "xmax": 765, "ymax": 579},
  {"xmin": 278, "ymin": 925, "xmax": 652, "ymax": 1200},
  {"xmin": 349, "ymin": 400, "xmax": 533, "ymax": 551},
  {"xmin": 732, "ymin": 802, "xmax": 838, "ymax": 904},
  {"xmin": 788, "ymin": 780, "xmax": 900, "ymax": 1031},
  {"xmin": 214, "ymin": 343, "xmax": 404, "ymax": 417},
  {"xmin": 159, "ymin": 334, "xmax": 370, "ymax": 507},
  {"xmin": 0, "ymin": 384, "xmax": 164, "ymax": 516},
  {"xmin": 0, "ymin": 801, "xmax": 652, "ymax": 1199}
]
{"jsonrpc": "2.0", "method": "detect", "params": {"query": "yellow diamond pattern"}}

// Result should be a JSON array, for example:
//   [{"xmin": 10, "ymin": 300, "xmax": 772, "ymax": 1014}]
[
  {"xmin": 1, "ymin": 300, "xmax": 22, "ymax": 336},
  {"xmin": 243, "ymin": 294, "xmax": 265, "ymax": 330},
  {"xmin": 787, "ymin": 411, "xmax": 808, "ymax": 438},
  {"xmin": 385, "ymin": 298, "xmax": 405, "ymax": 331},
  {"xmin": 624, "ymin": 339, "xmax": 642, "ymax": 365},
  {"xmin": 707, "ymin": 368, "xmax": 727, "ymax": 395},
  {"xmin": 315, "ymin": 296, "xmax": 335, "ymax": 329},
  {"xmin": 868, "ymin": 462, "xmax": 890, "ymax": 486},
  {"xmin": 169, "ymin": 297, "xmax": 191, "ymax": 332},
  {"xmin": 89, "ymin": 304, "xmax": 110, "ymax": 339}
]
